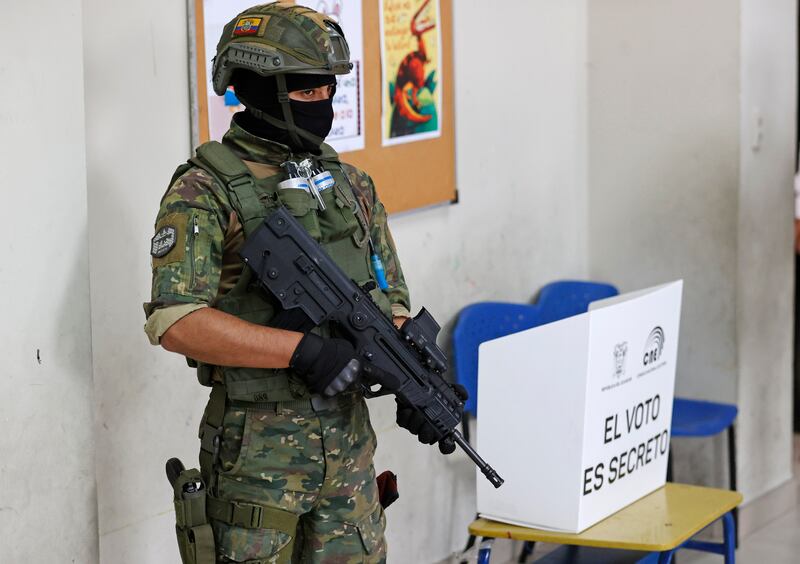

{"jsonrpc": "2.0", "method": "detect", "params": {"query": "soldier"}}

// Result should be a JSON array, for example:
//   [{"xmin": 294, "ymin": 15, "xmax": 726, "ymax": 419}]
[{"xmin": 144, "ymin": 3, "xmax": 458, "ymax": 563}]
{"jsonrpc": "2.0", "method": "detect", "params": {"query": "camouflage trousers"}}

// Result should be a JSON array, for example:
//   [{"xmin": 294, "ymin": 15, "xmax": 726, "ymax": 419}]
[{"xmin": 209, "ymin": 393, "xmax": 387, "ymax": 563}]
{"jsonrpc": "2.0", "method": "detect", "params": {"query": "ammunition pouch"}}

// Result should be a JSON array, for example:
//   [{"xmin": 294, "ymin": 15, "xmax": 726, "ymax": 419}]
[{"xmin": 171, "ymin": 467, "xmax": 215, "ymax": 564}]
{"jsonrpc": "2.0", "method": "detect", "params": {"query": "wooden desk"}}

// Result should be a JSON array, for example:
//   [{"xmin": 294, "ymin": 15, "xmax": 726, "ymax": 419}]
[{"xmin": 469, "ymin": 483, "xmax": 742, "ymax": 563}]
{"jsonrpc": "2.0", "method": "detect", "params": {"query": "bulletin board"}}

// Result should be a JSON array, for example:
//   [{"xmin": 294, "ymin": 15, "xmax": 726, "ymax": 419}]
[{"xmin": 188, "ymin": 0, "xmax": 456, "ymax": 214}]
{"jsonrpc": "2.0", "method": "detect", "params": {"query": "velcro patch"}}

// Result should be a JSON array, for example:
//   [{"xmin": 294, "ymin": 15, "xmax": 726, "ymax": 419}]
[
  {"xmin": 151, "ymin": 225, "xmax": 177, "ymax": 257},
  {"xmin": 233, "ymin": 17, "xmax": 263, "ymax": 36}
]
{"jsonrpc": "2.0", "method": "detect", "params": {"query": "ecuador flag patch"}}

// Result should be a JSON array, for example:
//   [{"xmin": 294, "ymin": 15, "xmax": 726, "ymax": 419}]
[{"xmin": 233, "ymin": 17, "xmax": 263, "ymax": 36}]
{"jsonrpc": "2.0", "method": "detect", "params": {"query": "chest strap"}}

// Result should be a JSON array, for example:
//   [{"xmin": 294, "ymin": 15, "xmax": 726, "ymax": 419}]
[{"xmin": 191, "ymin": 141, "xmax": 267, "ymax": 233}]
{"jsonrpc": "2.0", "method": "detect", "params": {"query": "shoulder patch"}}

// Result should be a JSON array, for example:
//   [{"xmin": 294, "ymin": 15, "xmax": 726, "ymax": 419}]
[
  {"xmin": 150, "ymin": 212, "xmax": 188, "ymax": 268},
  {"xmin": 151, "ymin": 225, "xmax": 177, "ymax": 257}
]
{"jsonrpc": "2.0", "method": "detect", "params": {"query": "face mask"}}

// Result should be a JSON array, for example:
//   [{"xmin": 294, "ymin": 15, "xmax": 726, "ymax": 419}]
[
  {"xmin": 232, "ymin": 71, "xmax": 337, "ymax": 153},
  {"xmin": 289, "ymin": 97, "xmax": 335, "ymax": 145}
]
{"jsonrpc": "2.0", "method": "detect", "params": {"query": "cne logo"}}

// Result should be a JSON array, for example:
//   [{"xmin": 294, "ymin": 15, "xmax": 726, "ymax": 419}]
[{"xmin": 643, "ymin": 327, "xmax": 665, "ymax": 366}]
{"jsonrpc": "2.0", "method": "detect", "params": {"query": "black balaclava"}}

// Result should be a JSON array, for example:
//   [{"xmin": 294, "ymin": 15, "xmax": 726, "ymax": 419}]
[{"xmin": 232, "ymin": 70, "xmax": 336, "ymax": 154}]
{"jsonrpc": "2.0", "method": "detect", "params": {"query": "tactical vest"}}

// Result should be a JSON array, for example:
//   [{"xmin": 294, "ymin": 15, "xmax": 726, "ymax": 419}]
[{"xmin": 176, "ymin": 141, "xmax": 393, "ymax": 402}]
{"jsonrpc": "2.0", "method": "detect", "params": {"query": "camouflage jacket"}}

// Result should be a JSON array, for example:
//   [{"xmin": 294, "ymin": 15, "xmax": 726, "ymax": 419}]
[{"xmin": 144, "ymin": 118, "xmax": 410, "ymax": 344}]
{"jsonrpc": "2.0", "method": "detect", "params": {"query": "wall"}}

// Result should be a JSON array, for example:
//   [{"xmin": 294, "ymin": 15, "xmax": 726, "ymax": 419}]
[
  {"xmin": 586, "ymin": 0, "xmax": 796, "ymax": 502},
  {"xmin": 82, "ymin": 0, "xmax": 200, "ymax": 561},
  {"xmin": 379, "ymin": 2, "xmax": 589, "ymax": 559},
  {"xmin": 81, "ymin": 0, "xmax": 589, "ymax": 562},
  {"xmin": 0, "ymin": 1, "xmax": 98, "ymax": 562},
  {"xmin": 587, "ymin": 0, "xmax": 741, "ymax": 404},
  {"xmin": 736, "ymin": 0, "xmax": 797, "ymax": 501}
]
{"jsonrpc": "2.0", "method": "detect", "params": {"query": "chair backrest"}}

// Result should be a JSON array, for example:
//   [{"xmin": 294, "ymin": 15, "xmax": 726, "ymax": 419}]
[
  {"xmin": 537, "ymin": 280, "xmax": 619, "ymax": 324},
  {"xmin": 452, "ymin": 280, "xmax": 619, "ymax": 416},
  {"xmin": 452, "ymin": 302, "xmax": 546, "ymax": 415}
]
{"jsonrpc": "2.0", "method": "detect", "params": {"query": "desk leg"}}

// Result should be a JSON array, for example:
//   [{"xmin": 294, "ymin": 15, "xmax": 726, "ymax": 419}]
[
  {"xmin": 722, "ymin": 511, "xmax": 736, "ymax": 564},
  {"xmin": 477, "ymin": 538, "xmax": 494, "ymax": 564},
  {"xmin": 728, "ymin": 425, "xmax": 739, "ymax": 548},
  {"xmin": 657, "ymin": 550, "xmax": 675, "ymax": 564}
]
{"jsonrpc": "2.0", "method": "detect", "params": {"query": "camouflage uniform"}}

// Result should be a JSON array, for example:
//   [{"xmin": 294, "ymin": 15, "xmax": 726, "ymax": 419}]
[{"xmin": 145, "ymin": 119, "xmax": 409, "ymax": 563}]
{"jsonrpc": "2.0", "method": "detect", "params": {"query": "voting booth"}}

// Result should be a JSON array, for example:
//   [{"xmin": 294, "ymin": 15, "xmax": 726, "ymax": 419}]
[{"xmin": 476, "ymin": 281, "xmax": 683, "ymax": 533}]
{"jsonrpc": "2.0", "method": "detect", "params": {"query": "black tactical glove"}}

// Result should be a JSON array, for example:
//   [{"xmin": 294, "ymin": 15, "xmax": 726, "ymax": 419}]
[
  {"xmin": 290, "ymin": 333, "xmax": 362, "ymax": 397},
  {"xmin": 396, "ymin": 384, "xmax": 469, "ymax": 454}
]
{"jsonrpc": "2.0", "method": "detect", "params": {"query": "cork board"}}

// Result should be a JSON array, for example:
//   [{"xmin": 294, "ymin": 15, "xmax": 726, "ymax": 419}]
[{"xmin": 189, "ymin": 0, "xmax": 456, "ymax": 214}]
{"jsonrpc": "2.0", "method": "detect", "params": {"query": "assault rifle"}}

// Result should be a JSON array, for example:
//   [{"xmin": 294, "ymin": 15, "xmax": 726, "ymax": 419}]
[{"xmin": 239, "ymin": 207, "xmax": 504, "ymax": 488}]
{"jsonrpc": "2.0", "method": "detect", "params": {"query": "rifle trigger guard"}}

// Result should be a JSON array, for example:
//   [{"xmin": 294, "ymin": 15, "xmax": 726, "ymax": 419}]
[{"xmin": 360, "ymin": 382, "xmax": 392, "ymax": 399}]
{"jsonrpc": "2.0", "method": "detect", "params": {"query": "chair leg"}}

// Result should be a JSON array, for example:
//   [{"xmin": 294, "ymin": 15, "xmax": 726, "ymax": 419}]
[
  {"xmin": 517, "ymin": 541, "xmax": 536, "ymax": 562},
  {"xmin": 728, "ymin": 424, "xmax": 739, "ymax": 548},
  {"xmin": 477, "ymin": 537, "xmax": 494, "ymax": 564},
  {"xmin": 657, "ymin": 550, "xmax": 675, "ymax": 564},
  {"xmin": 722, "ymin": 511, "xmax": 736, "ymax": 564},
  {"xmin": 459, "ymin": 511, "xmax": 479, "ymax": 564}
]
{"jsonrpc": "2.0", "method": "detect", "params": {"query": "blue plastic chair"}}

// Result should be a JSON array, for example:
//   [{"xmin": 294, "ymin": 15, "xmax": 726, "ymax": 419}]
[
  {"xmin": 536, "ymin": 279, "xmax": 619, "ymax": 324},
  {"xmin": 452, "ymin": 281, "xmax": 619, "ymax": 419},
  {"xmin": 452, "ymin": 301, "xmax": 547, "ymax": 419},
  {"xmin": 669, "ymin": 398, "xmax": 739, "ymax": 545}
]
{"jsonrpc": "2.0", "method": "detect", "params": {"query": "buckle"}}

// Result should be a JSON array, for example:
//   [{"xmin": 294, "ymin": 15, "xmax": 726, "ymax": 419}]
[
  {"xmin": 228, "ymin": 175, "xmax": 254, "ymax": 189},
  {"xmin": 250, "ymin": 504, "xmax": 263, "ymax": 528},
  {"xmin": 212, "ymin": 431, "xmax": 222, "ymax": 461}
]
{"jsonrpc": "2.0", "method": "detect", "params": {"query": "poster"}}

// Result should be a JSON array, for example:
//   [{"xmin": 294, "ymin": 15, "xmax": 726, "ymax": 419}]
[
  {"xmin": 198, "ymin": 0, "xmax": 365, "ymax": 153},
  {"xmin": 379, "ymin": 0, "xmax": 443, "ymax": 146},
  {"xmin": 317, "ymin": 1, "xmax": 365, "ymax": 153}
]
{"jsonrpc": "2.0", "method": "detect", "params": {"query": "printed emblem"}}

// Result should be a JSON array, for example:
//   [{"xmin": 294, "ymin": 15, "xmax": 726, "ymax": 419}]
[
  {"xmin": 613, "ymin": 341, "xmax": 628, "ymax": 379},
  {"xmin": 151, "ymin": 226, "xmax": 177, "ymax": 258},
  {"xmin": 234, "ymin": 17, "xmax": 263, "ymax": 36},
  {"xmin": 643, "ymin": 326, "xmax": 665, "ymax": 366}
]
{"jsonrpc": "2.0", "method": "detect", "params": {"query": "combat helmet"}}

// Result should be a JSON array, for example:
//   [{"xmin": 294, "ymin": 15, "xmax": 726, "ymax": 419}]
[{"xmin": 212, "ymin": 1, "xmax": 352, "ymax": 147}]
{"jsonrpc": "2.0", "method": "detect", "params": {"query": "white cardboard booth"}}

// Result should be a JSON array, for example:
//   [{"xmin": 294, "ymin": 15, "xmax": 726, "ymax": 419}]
[{"xmin": 476, "ymin": 281, "xmax": 683, "ymax": 533}]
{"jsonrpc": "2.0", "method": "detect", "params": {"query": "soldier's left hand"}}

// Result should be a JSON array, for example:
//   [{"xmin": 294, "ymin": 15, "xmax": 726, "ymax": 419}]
[{"xmin": 395, "ymin": 383, "xmax": 469, "ymax": 454}]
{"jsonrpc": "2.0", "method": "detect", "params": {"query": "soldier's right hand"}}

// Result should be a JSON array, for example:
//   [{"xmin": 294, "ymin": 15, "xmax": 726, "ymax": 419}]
[{"xmin": 290, "ymin": 333, "xmax": 362, "ymax": 397}]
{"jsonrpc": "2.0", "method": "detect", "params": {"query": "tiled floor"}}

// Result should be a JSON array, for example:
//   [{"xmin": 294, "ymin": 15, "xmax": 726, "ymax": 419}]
[
  {"xmin": 684, "ymin": 503, "xmax": 800, "ymax": 563},
  {"xmin": 685, "ymin": 434, "xmax": 800, "ymax": 564}
]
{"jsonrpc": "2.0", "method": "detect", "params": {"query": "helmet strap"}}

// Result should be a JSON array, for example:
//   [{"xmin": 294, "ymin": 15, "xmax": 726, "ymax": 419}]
[{"xmin": 275, "ymin": 74, "xmax": 304, "ymax": 149}]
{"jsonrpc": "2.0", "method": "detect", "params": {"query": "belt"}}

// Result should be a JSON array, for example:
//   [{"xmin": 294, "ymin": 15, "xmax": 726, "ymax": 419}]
[{"xmin": 229, "ymin": 392, "xmax": 359, "ymax": 413}]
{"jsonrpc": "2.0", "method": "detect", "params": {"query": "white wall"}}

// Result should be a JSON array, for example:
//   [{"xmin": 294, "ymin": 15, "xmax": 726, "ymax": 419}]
[
  {"xmin": 736, "ymin": 0, "xmax": 797, "ymax": 501},
  {"xmin": 587, "ymin": 0, "xmax": 741, "ymax": 404},
  {"xmin": 81, "ymin": 0, "xmax": 589, "ymax": 562},
  {"xmin": 377, "ymin": 2, "xmax": 589, "ymax": 560},
  {"xmin": 82, "ymin": 0, "xmax": 201, "ymax": 561},
  {"xmin": 0, "ymin": 2, "xmax": 98, "ymax": 562},
  {"xmin": 585, "ymin": 0, "xmax": 796, "ymax": 502}
]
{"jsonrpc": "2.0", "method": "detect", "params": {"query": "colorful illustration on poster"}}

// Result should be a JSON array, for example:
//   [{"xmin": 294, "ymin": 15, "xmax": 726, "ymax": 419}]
[
  {"xmin": 201, "ymin": 0, "xmax": 365, "ymax": 153},
  {"xmin": 380, "ymin": 0, "xmax": 443, "ymax": 146}
]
